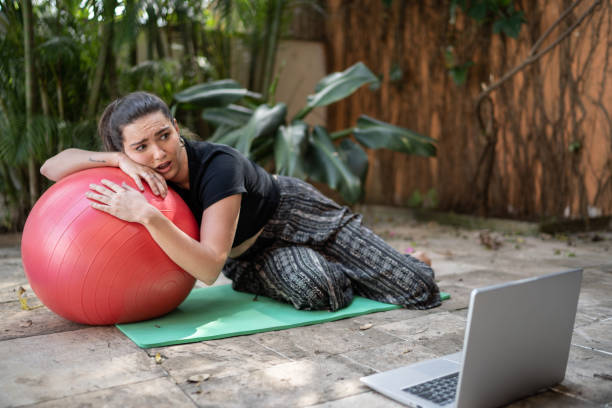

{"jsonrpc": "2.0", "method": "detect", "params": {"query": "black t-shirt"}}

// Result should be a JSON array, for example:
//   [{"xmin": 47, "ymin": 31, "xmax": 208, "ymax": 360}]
[{"xmin": 169, "ymin": 139, "xmax": 280, "ymax": 247}]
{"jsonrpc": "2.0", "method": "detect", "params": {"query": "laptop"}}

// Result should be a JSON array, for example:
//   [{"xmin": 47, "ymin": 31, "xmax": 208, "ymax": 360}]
[{"xmin": 361, "ymin": 268, "xmax": 583, "ymax": 408}]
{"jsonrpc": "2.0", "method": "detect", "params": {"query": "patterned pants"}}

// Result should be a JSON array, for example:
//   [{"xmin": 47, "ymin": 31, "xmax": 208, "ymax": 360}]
[{"xmin": 222, "ymin": 176, "xmax": 441, "ymax": 311}]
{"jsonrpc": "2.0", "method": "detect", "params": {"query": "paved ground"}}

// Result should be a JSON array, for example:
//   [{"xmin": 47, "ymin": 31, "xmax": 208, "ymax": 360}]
[{"xmin": 1, "ymin": 206, "xmax": 611, "ymax": 407}]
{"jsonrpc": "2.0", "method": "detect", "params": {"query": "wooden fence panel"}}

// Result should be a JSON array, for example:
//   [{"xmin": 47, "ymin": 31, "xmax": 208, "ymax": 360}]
[{"xmin": 324, "ymin": 0, "xmax": 612, "ymax": 219}]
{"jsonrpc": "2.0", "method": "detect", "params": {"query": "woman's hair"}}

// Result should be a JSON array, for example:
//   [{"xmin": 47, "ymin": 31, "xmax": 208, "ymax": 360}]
[{"xmin": 98, "ymin": 92, "xmax": 172, "ymax": 152}]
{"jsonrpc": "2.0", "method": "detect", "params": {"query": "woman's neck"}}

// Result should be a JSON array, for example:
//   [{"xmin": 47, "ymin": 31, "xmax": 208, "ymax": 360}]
[{"xmin": 174, "ymin": 146, "xmax": 190, "ymax": 189}]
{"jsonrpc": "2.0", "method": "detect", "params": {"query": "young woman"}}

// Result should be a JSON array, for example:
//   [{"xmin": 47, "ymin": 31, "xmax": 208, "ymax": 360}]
[{"xmin": 41, "ymin": 92, "xmax": 441, "ymax": 311}]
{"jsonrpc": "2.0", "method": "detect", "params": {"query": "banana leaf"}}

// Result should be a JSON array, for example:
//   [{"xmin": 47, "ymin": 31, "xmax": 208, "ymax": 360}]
[
  {"xmin": 294, "ymin": 62, "xmax": 380, "ymax": 120},
  {"xmin": 174, "ymin": 79, "xmax": 262, "ymax": 108},
  {"xmin": 202, "ymin": 104, "xmax": 253, "ymax": 128},
  {"xmin": 232, "ymin": 103, "xmax": 287, "ymax": 157},
  {"xmin": 274, "ymin": 121, "xmax": 308, "ymax": 178},
  {"xmin": 208, "ymin": 124, "xmax": 236, "ymax": 144},
  {"xmin": 337, "ymin": 139, "xmax": 369, "ymax": 184},
  {"xmin": 353, "ymin": 115, "xmax": 437, "ymax": 157},
  {"xmin": 305, "ymin": 126, "xmax": 362, "ymax": 203}
]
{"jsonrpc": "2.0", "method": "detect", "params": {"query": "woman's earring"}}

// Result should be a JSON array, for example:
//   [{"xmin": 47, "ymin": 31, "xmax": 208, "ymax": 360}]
[{"xmin": 179, "ymin": 136, "xmax": 185, "ymax": 147}]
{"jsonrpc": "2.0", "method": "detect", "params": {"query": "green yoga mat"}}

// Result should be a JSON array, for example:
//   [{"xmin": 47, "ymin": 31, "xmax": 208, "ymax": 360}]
[{"xmin": 117, "ymin": 284, "xmax": 450, "ymax": 348}]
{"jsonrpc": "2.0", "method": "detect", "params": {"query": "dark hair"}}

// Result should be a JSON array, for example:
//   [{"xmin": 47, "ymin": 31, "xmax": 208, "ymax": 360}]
[{"xmin": 98, "ymin": 92, "xmax": 172, "ymax": 152}]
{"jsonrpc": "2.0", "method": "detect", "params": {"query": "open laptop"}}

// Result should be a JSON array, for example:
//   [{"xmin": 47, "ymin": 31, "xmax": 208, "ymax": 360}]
[{"xmin": 361, "ymin": 268, "xmax": 582, "ymax": 408}]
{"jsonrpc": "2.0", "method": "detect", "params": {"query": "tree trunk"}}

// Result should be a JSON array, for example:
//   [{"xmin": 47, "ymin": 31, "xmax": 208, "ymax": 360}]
[
  {"xmin": 21, "ymin": 0, "xmax": 38, "ymax": 208},
  {"xmin": 86, "ymin": 0, "xmax": 116, "ymax": 118},
  {"xmin": 146, "ymin": 5, "xmax": 156, "ymax": 60},
  {"xmin": 176, "ymin": 0, "xmax": 195, "ymax": 78}
]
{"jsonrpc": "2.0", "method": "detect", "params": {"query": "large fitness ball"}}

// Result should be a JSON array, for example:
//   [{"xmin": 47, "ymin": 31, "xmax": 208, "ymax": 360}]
[{"xmin": 21, "ymin": 167, "xmax": 199, "ymax": 325}]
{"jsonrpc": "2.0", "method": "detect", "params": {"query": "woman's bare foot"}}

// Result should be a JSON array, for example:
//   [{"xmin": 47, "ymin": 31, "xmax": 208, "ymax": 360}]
[{"xmin": 412, "ymin": 250, "xmax": 432, "ymax": 266}]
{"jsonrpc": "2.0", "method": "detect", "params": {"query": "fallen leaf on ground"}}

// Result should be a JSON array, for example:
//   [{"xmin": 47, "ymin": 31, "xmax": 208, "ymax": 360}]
[
  {"xmin": 19, "ymin": 319, "xmax": 33, "ymax": 328},
  {"xmin": 359, "ymin": 323, "xmax": 373, "ymax": 330},
  {"xmin": 188, "ymin": 374, "xmax": 211, "ymax": 383},
  {"xmin": 17, "ymin": 287, "xmax": 43, "ymax": 311},
  {"xmin": 18, "ymin": 287, "xmax": 28, "ymax": 310},
  {"xmin": 594, "ymin": 373, "xmax": 612, "ymax": 381},
  {"xmin": 479, "ymin": 231, "xmax": 502, "ymax": 250},
  {"xmin": 155, "ymin": 353, "xmax": 163, "ymax": 364}
]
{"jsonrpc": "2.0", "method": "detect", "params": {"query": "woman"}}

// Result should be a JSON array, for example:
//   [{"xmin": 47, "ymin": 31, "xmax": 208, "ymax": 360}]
[{"xmin": 41, "ymin": 92, "xmax": 441, "ymax": 311}]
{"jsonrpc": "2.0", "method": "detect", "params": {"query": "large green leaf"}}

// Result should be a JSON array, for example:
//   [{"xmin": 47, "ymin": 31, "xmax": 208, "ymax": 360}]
[
  {"xmin": 305, "ymin": 126, "xmax": 362, "ymax": 203},
  {"xmin": 294, "ymin": 62, "xmax": 380, "ymax": 120},
  {"xmin": 231, "ymin": 103, "xmax": 287, "ymax": 157},
  {"xmin": 353, "ymin": 115, "xmax": 437, "ymax": 157},
  {"xmin": 337, "ymin": 139, "xmax": 369, "ymax": 184},
  {"xmin": 274, "ymin": 121, "xmax": 308, "ymax": 178},
  {"xmin": 202, "ymin": 104, "xmax": 253, "ymax": 128},
  {"xmin": 208, "ymin": 124, "xmax": 237, "ymax": 144},
  {"xmin": 174, "ymin": 79, "xmax": 261, "ymax": 108}
]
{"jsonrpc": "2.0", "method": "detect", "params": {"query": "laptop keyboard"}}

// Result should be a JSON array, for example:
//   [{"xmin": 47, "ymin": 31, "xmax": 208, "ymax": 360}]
[{"xmin": 402, "ymin": 372, "xmax": 459, "ymax": 406}]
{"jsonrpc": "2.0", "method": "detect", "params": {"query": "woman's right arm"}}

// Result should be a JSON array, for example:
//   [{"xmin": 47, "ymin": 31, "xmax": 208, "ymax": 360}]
[
  {"xmin": 40, "ymin": 149, "xmax": 167, "ymax": 197},
  {"xmin": 40, "ymin": 149, "xmax": 121, "ymax": 181}
]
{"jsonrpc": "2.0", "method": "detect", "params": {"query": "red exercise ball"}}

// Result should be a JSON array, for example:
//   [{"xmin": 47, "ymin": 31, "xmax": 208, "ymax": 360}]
[{"xmin": 21, "ymin": 167, "xmax": 199, "ymax": 325}]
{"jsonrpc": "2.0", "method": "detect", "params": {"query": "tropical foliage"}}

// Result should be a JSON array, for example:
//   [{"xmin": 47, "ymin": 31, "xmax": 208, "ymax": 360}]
[
  {"xmin": 173, "ymin": 62, "xmax": 437, "ymax": 203},
  {"xmin": 446, "ymin": 0, "xmax": 526, "ymax": 85},
  {"xmin": 0, "ymin": 0, "xmax": 305, "ymax": 230}
]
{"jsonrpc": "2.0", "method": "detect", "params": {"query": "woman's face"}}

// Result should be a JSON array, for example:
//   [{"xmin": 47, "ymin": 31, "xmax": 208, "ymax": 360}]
[{"xmin": 121, "ymin": 111, "xmax": 188, "ymax": 185}]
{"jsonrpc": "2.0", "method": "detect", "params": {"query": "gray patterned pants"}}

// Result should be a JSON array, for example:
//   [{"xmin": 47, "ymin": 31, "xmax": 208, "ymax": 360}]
[{"xmin": 222, "ymin": 176, "xmax": 441, "ymax": 311}]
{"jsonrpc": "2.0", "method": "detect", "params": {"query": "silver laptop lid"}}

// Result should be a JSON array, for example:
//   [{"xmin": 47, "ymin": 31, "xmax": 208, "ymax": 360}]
[{"xmin": 456, "ymin": 268, "xmax": 582, "ymax": 408}]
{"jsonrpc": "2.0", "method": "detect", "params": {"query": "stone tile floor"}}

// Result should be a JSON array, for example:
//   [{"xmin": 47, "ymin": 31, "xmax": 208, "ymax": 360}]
[{"xmin": 1, "ymin": 207, "xmax": 611, "ymax": 407}]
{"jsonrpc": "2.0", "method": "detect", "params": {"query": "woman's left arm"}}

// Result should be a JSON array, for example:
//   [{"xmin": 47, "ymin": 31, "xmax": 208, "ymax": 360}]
[{"xmin": 88, "ymin": 179, "xmax": 240, "ymax": 285}]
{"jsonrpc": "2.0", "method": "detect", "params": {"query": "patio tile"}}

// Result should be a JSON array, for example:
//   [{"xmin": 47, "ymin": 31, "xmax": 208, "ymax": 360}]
[
  {"xmin": 339, "ymin": 341, "xmax": 440, "ymax": 373},
  {"xmin": 21, "ymin": 377, "xmax": 196, "ymax": 408},
  {"xmin": 179, "ymin": 354, "xmax": 371, "ymax": 408},
  {"xmin": 0, "ymin": 257, "xmax": 29, "ymax": 303},
  {"xmin": 436, "ymin": 284, "xmax": 471, "ymax": 311},
  {"xmin": 555, "ymin": 346, "xmax": 612, "ymax": 404},
  {"xmin": 146, "ymin": 335, "xmax": 292, "ymax": 383},
  {"xmin": 572, "ymin": 318, "xmax": 612, "ymax": 354},
  {"xmin": 575, "ymin": 268, "xmax": 612, "ymax": 323},
  {"xmin": 305, "ymin": 391, "xmax": 400, "ymax": 408},
  {"xmin": 345, "ymin": 307, "xmax": 435, "ymax": 326},
  {"xmin": 0, "ymin": 300, "xmax": 85, "ymax": 342},
  {"xmin": 375, "ymin": 311, "xmax": 467, "ymax": 342},
  {"xmin": 581, "ymin": 267, "xmax": 612, "ymax": 300},
  {"xmin": 248, "ymin": 318, "xmax": 401, "ymax": 358},
  {"xmin": 436, "ymin": 269, "xmax": 525, "ymax": 291},
  {"xmin": 0, "ymin": 326, "xmax": 163, "ymax": 407},
  {"xmin": 505, "ymin": 389, "xmax": 599, "ymax": 407},
  {"xmin": 573, "ymin": 310, "xmax": 602, "ymax": 329},
  {"xmin": 428, "ymin": 259, "xmax": 485, "ymax": 277},
  {"xmin": 308, "ymin": 389, "xmax": 599, "ymax": 408}
]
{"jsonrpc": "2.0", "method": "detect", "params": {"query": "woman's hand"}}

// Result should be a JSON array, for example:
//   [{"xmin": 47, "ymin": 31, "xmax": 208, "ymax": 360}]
[
  {"xmin": 86, "ymin": 179, "xmax": 157, "ymax": 224},
  {"xmin": 117, "ymin": 154, "xmax": 168, "ymax": 198}
]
